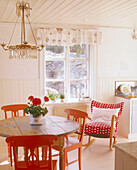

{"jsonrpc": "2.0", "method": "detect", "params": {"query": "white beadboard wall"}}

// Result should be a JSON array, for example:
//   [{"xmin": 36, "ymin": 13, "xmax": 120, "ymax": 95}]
[
  {"xmin": 97, "ymin": 77, "xmax": 115, "ymax": 103},
  {"xmin": 0, "ymin": 79, "xmax": 40, "ymax": 120},
  {"xmin": 97, "ymin": 77, "xmax": 137, "ymax": 103}
]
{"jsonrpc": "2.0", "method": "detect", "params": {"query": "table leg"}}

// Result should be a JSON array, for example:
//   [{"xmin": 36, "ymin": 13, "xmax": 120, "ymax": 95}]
[
  {"xmin": 59, "ymin": 136, "xmax": 64, "ymax": 170},
  {"xmin": 42, "ymin": 147, "xmax": 47, "ymax": 160},
  {"xmin": 42, "ymin": 147, "xmax": 44, "ymax": 160},
  {"xmin": 24, "ymin": 147, "xmax": 26, "ymax": 161},
  {"xmin": 16, "ymin": 147, "xmax": 18, "ymax": 159}
]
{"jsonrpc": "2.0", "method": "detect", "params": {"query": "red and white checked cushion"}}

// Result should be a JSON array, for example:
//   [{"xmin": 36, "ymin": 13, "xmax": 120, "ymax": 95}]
[
  {"xmin": 84, "ymin": 122, "xmax": 117, "ymax": 137},
  {"xmin": 81, "ymin": 100, "xmax": 124, "ymax": 138},
  {"xmin": 86, "ymin": 100, "xmax": 124, "ymax": 137}
]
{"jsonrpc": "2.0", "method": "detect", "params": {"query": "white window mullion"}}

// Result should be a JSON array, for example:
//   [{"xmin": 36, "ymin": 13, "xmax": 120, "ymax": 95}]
[
  {"xmin": 46, "ymin": 79, "xmax": 65, "ymax": 82},
  {"xmin": 46, "ymin": 58, "xmax": 65, "ymax": 61},
  {"xmin": 70, "ymin": 79, "xmax": 88, "ymax": 82},
  {"xmin": 88, "ymin": 44, "xmax": 91, "ymax": 98},
  {"xmin": 40, "ymin": 47, "xmax": 46, "ymax": 97},
  {"xmin": 70, "ymin": 58, "xmax": 88, "ymax": 61},
  {"xmin": 65, "ymin": 46, "xmax": 70, "ymax": 100}
]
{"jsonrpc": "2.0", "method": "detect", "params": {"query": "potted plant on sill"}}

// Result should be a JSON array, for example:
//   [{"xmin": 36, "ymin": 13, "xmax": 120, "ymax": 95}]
[
  {"xmin": 59, "ymin": 93, "xmax": 65, "ymax": 102},
  {"xmin": 46, "ymin": 87, "xmax": 59, "ymax": 102},
  {"xmin": 24, "ymin": 95, "xmax": 49, "ymax": 125},
  {"xmin": 47, "ymin": 93, "xmax": 58, "ymax": 102}
]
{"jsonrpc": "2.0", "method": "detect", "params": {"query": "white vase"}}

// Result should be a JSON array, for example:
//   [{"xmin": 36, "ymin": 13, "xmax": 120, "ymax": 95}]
[{"xmin": 30, "ymin": 114, "xmax": 42, "ymax": 125}]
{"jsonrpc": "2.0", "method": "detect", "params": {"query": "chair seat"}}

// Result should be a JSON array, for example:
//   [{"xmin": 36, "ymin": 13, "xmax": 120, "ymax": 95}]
[
  {"xmin": 83, "ymin": 122, "xmax": 117, "ymax": 137},
  {"xmin": 16, "ymin": 160, "xmax": 57, "ymax": 169}
]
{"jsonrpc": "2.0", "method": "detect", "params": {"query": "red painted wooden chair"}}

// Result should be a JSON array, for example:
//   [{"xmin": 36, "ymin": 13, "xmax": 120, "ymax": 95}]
[
  {"xmin": 1, "ymin": 104, "xmax": 28, "ymax": 166},
  {"xmin": 6, "ymin": 135, "xmax": 58, "ymax": 170},
  {"xmin": 1, "ymin": 104, "xmax": 28, "ymax": 119},
  {"xmin": 83, "ymin": 100, "xmax": 124, "ymax": 149},
  {"xmin": 53, "ymin": 109, "xmax": 88, "ymax": 170}
]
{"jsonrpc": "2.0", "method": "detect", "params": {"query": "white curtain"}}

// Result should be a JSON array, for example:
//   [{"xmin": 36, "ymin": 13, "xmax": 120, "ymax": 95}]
[{"xmin": 37, "ymin": 27, "xmax": 102, "ymax": 46}]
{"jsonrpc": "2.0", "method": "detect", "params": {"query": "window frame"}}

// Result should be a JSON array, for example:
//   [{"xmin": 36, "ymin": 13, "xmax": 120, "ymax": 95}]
[{"xmin": 44, "ymin": 44, "xmax": 91, "ymax": 100}]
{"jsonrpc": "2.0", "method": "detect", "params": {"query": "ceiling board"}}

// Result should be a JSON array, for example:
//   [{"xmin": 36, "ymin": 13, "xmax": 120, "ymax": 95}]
[
  {"xmin": 31, "ymin": 0, "xmax": 65, "ymax": 23},
  {"xmin": 44, "ymin": 0, "xmax": 82, "ymax": 24},
  {"xmin": 1, "ymin": 0, "xmax": 137, "ymax": 29}
]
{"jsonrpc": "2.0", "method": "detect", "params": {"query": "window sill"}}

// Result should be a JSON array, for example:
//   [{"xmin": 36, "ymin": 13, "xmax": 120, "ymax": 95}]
[{"xmin": 45, "ymin": 99, "xmax": 91, "ymax": 106}]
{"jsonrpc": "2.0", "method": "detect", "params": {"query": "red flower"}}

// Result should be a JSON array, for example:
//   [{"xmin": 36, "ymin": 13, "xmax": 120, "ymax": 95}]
[
  {"xmin": 32, "ymin": 98, "xmax": 41, "ymax": 106},
  {"xmin": 28, "ymin": 96, "xmax": 34, "ymax": 101},
  {"xmin": 44, "ymin": 96, "xmax": 49, "ymax": 102}
]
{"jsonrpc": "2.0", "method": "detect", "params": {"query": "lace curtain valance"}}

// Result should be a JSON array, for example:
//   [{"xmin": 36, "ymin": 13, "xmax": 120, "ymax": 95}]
[{"xmin": 37, "ymin": 28, "xmax": 102, "ymax": 46}]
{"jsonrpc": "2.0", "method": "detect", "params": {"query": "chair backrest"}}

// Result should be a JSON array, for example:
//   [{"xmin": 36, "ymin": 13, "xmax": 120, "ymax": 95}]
[
  {"xmin": 64, "ymin": 109, "xmax": 88, "ymax": 142},
  {"xmin": 6, "ymin": 135, "xmax": 58, "ymax": 170},
  {"xmin": 1, "ymin": 104, "xmax": 28, "ymax": 119},
  {"xmin": 91, "ymin": 100, "xmax": 124, "ymax": 132}
]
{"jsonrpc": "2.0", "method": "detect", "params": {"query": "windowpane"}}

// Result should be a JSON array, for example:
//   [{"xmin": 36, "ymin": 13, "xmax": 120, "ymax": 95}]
[
  {"xmin": 46, "ymin": 45, "xmax": 64, "ymax": 59},
  {"xmin": 46, "ymin": 81, "xmax": 64, "ymax": 94},
  {"xmin": 70, "ymin": 61, "xmax": 88, "ymax": 79},
  {"xmin": 45, "ymin": 44, "xmax": 89, "ymax": 100},
  {"xmin": 46, "ymin": 61, "xmax": 64, "ymax": 79},
  {"xmin": 70, "ymin": 80, "xmax": 88, "ymax": 98},
  {"xmin": 70, "ymin": 44, "xmax": 88, "ymax": 59}
]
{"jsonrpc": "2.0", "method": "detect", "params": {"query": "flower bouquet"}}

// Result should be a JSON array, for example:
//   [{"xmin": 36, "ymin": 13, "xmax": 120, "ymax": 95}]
[{"xmin": 24, "ymin": 95, "xmax": 49, "ymax": 125}]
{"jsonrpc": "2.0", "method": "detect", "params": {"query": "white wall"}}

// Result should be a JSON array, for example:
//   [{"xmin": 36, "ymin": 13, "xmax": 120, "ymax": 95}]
[
  {"xmin": 97, "ymin": 28, "xmax": 137, "ymax": 103},
  {"xmin": 1, "ymin": 23, "xmax": 137, "ymax": 120},
  {"xmin": 0, "ymin": 23, "xmax": 39, "ymax": 79},
  {"xmin": 0, "ymin": 23, "xmax": 40, "ymax": 119}
]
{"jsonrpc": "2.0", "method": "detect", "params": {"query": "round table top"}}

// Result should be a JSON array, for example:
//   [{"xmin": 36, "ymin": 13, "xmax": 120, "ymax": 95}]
[{"xmin": 0, "ymin": 116, "xmax": 79, "ymax": 137}]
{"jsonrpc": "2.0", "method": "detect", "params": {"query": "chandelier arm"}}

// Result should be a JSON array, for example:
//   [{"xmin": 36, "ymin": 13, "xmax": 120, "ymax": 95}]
[
  {"xmin": 26, "ymin": 16, "xmax": 37, "ymax": 46},
  {"xmin": 8, "ymin": 16, "xmax": 19, "ymax": 47}
]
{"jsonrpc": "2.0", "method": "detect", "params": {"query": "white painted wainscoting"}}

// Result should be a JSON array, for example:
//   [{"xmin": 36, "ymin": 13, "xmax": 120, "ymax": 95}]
[
  {"xmin": 0, "ymin": 79, "xmax": 40, "ymax": 120},
  {"xmin": 97, "ymin": 77, "xmax": 116, "ymax": 103},
  {"xmin": 97, "ymin": 77, "xmax": 137, "ymax": 103}
]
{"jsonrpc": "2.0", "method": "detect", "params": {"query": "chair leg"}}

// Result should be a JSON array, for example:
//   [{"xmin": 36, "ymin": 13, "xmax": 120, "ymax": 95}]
[
  {"xmin": 113, "ymin": 137, "xmax": 117, "ymax": 145},
  {"xmin": 8, "ymin": 144, "xmax": 12, "ymax": 166},
  {"xmin": 78, "ymin": 147, "xmax": 82, "ymax": 170},
  {"xmin": 53, "ymin": 162, "xmax": 57, "ymax": 170},
  {"xmin": 109, "ymin": 135, "xmax": 113, "ymax": 150},
  {"xmin": 66, "ymin": 153, "xmax": 68, "ymax": 166},
  {"xmin": 110, "ymin": 115, "xmax": 115, "ymax": 150},
  {"xmin": 82, "ymin": 136, "xmax": 95, "ymax": 147},
  {"xmin": 63, "ymin": 150, "xmax": 67, "ymax": 170}
]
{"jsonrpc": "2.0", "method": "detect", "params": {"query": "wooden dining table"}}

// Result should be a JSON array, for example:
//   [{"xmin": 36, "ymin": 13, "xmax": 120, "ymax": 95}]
[{"xmin": 0, "ymin": 115, "xmax": 79, "ymax": 170}]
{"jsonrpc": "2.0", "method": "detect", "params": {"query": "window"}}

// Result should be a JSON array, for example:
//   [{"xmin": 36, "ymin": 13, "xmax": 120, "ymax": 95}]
[{"xmin": 45, "ymin": 44, "xmax": 89, "ymax": 100}]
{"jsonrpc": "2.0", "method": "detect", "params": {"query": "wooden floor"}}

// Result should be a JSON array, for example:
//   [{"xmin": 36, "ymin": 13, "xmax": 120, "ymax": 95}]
[{"xmin": 0, "ymin": 135, "xmax": 135, "ymax": 170}]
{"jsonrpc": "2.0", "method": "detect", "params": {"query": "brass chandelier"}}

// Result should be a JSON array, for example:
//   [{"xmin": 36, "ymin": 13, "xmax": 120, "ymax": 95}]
[{"xmin": 0, "ymin": 1, "xmax": 44, "ymax": 59}]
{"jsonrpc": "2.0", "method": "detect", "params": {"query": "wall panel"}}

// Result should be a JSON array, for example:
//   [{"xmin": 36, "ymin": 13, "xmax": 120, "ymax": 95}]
[
  {"xmin": 0, "ymin": 79, "xmax": 40, "ymax": 120},
  {"xmin": 97, "ymin": 77, "xmax": 137, "ymax": 103}
]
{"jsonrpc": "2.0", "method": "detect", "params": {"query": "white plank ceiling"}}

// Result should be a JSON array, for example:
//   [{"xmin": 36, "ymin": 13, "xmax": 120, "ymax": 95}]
[{"xmin": 1, "ymin": 0, "xmax": 137, "ymax": 29}]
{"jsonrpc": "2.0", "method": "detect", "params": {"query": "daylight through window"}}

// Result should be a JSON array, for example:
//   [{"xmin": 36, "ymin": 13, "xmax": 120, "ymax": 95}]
[{"xmin": 45, "ymin": 44, "xmax": 89, "ymax": 100}]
